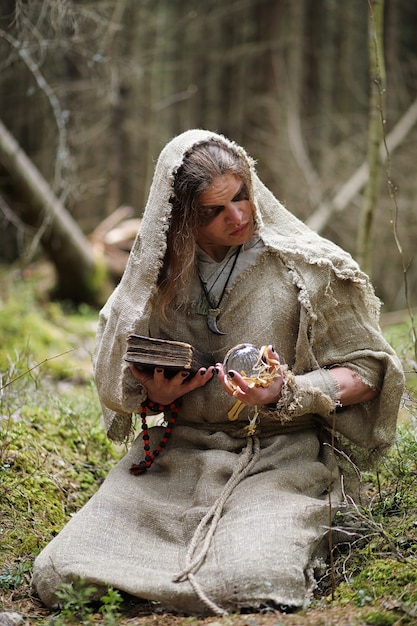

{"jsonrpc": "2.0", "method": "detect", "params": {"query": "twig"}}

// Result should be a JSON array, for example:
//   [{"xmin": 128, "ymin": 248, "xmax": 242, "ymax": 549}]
[
  {"xmin": 0, "ymin": 27, "xmax": 72, "ymax": 195},
  {"xmin": 367, "ymin": 0, "xmax": 417, "ymax": 360},
  {"xmin": 0, "ymin": 349, "xmax": 76, "ymax": 391}
]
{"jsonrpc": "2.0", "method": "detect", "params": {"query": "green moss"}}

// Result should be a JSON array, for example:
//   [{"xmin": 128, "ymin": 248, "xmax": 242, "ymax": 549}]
[
  {"xmin": 354, "ymin": 559, "xmax": 416, "ymax": 599},
  {"xmin": 0, "ymin": 269, "xmax": 98, "ymax": 381},
  {"xmin": 362, "ymin": 611, "xmax": 398, "ymax": 625},
  {"xmin": 82, "ymin": 255, "xmax": 112, "ymax": 304},
  {"xmin": 333, "ymin": 554, "xmax": 417, "ymax": 616},
  {"xmin": 383, "ymin": 319, "xmax": 417, "ymax": 390},
  {"xmin": 326, "ymin": 421, "xmax": 417, "ymax": 618},
  {"xmin": 52, "ymin": 255, "xmax": 112, "ymax": 308},
  {"xmin": 0, "ymin": 271, "xmax": 118, "ymax": 567}
]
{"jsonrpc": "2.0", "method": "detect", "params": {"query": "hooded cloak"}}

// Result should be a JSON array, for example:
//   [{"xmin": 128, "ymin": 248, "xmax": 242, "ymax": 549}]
[
  {"xmin": 93, "ymin": 129, "xmax": 403, "ymax": 461},
  {"xmin": 33, "ymin": 130, "xmax": 404, "ymax": 615}
]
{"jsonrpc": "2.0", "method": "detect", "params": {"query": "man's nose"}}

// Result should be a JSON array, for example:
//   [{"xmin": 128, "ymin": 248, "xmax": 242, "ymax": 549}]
[{"xmin": 225, "ymin": 203, "xmax": 242, "ymax": 222}]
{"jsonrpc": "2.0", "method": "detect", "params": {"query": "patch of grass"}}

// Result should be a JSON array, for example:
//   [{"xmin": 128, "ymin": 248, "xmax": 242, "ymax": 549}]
[
  {"xmin": 0, "ymin": 271, "xmax": 123, "ymax": 605},
  {"xmin": 32, "ymin": 577, "xmax": 125, "ymax": 625},
  {"xmin": 325, "ymin": 421, "xmax": 417, "ymax": 622},
  {"xmin": 362, "ymin": 611, "xmax": 398, "ymax": 626},
  {"xmin": 305, "ymin": 323, "xmax": 417, "ymax": 622},
  {"xmin": 0, "ymin": 267, "xmax": 98, "ymax": 382},
  {"xmin": 0, "ymin": 561, "xmax": 32, "ymax": 591},
  {"xmin": 0, "ymin": 379, "xmax": 122, "ymax": 563}
]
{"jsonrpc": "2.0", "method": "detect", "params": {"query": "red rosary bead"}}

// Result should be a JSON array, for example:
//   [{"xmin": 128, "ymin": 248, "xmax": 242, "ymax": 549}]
[{"xmin": 129, "ymin": 398, "xmax": 180, "ymax": 475}]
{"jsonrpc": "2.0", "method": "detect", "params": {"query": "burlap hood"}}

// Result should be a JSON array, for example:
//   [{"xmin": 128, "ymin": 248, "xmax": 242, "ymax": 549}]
[{"xmin": 93, "ymin": 129, "xmax": 404, "ymax": 461}]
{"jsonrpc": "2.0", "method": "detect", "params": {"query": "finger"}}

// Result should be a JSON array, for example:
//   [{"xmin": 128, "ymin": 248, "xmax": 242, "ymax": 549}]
[
  {"xmin": 266, "ymin": 345, "xmax": 281, "ymax": 370},
  {"xmin": 129, "ymin": 363, "xmax": 142, "ymax": 381},
  {"xmin": 183, "ymin": 366, "xmax": 216, "ymax": 391},
  {"xmin": 129, "ymin": 363, "xmax": 150, "ymax": 384},
  {"xmin": 220, "ymin": 371, "xmax": 245, "ymax": 398},
  {"xmin": 215, "ymin": 363, "xmax": 225, "ymax": 379},
  {"xmin": 154, "ymin": 367, "xmax": 166, "ymax": 381},
  {"xmin": 226, "ymin": 369, "xmax": 247, "ymax": 387}
]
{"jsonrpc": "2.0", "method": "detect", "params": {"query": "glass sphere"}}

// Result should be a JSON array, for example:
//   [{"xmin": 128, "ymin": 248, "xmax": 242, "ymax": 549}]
[{"xmin": 222, "ymin": 343, "xmax": 261, "ymax": 377}]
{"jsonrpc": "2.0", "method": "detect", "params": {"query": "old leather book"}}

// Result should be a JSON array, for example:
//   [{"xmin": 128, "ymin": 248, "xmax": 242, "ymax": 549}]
[{"xmin": 125, "ymin": 334, "xmax": 213, "ymax": 378}]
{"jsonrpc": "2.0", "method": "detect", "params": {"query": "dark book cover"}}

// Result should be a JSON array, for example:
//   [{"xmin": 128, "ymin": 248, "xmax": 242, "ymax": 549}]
[{"xmin": 125, "ymin": 334, "xmax": 213, "ymax": 378}]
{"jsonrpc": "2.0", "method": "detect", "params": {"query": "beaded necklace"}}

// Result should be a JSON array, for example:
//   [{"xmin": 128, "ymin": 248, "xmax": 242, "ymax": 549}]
[{"xmin": 129, "ymin": 398, "xmax": 180, "ymax": 475}]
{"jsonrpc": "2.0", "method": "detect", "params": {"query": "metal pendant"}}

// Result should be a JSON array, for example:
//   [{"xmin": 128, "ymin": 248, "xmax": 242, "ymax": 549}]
[{"xmin": 207, "ymin": 308, "xmax": 226, "ymax": 335}]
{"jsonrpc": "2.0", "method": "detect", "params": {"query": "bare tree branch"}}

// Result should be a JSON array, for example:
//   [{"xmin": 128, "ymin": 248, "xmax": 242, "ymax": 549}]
[
  {"xmin": 306, "ymin": 98, "xmax": 417, "ymax": 232},
  {"xmin": 0, "ymin": 26, "xmax": 72, "ymax": 196}
]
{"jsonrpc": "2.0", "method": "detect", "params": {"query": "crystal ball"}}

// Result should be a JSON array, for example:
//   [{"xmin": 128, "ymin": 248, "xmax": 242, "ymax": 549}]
[{"xmin": 222, "ymin": 343, "xmax": 261, "ymax": 378}]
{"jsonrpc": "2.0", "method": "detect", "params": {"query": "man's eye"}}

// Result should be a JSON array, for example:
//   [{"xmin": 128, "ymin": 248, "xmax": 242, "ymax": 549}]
[
  {"xmin": 233, "ymin": 189, "xmax": 249, "ymax": 202},
  {"xmin": 199, "ymin": 206, "xmax": 223, "ymax": 224}
]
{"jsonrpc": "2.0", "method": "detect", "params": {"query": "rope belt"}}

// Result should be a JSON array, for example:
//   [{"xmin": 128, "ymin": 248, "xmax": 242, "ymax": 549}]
[{"xmin": 173, "ymin": 435, "xmax": 261, "ymax": 616}]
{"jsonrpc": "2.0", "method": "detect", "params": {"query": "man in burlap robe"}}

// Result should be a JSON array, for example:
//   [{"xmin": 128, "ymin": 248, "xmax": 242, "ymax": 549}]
[{"xmin": 32, "ymin": 130, "xmax": 404, "ymax": 616}]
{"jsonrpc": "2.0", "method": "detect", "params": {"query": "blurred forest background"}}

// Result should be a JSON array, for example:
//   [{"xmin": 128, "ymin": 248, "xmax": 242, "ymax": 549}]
[{"xmin": 0, "ymin": 0, "xmax": 416, "ymax": 312}]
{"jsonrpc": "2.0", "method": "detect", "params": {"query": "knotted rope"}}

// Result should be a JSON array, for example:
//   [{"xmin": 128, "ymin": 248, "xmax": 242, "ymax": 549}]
[{"xmin": 173, "ymin": 435, "xmax": 261, "ymax": 616}]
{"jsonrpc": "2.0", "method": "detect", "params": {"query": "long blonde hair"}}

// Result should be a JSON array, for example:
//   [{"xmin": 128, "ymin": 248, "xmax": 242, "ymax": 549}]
[{"xmin": 157, "ymin": 139, "xmax": 252, "ymax": 318}]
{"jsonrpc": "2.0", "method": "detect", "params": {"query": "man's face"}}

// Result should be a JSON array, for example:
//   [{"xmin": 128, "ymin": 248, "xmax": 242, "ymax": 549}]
[{"xmin": 196, "ymin": 173, "xmax": 254, "ymax": 261}]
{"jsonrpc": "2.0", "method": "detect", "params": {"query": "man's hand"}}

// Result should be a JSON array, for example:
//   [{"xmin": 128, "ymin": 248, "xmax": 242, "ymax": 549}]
[
  {"xmin": 129, "ymin": 363, "xmax": 217, "ymax": 406},
  {"xmin": 215, "ymin": 345, "xmax": 284, "ymax": 407}
]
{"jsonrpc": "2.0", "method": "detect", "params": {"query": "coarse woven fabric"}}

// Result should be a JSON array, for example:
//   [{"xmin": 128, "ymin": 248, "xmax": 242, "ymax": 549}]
[
  {"xmin": 33, "ymin": 428, "xmax": 341, "ymax": 614},
  {"xmin": 32, "ymin": 130, "xmax": 404, "ymax": 615},
  {"xmin": 91, "ymin": 129, "xmax": 403, "ymax": 447}
]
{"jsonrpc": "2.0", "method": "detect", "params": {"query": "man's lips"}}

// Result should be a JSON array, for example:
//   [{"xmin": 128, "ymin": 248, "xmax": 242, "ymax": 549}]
[{"xmin": 230, "ymin": 223, "xmax": 248, "ymax": 236}]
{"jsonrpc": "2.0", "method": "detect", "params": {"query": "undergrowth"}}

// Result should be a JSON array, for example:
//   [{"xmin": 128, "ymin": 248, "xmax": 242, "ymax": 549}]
[
  {"xmin": 0, "ymin": 269, "xmax": 124, "ymax": 622},
  {"xmin": 325, "ymin": 422, "xmax": 417, "ymax": 618},
  {"xmin": 0, "ymin": 268, "xmax": 416, "ymax": 625}
]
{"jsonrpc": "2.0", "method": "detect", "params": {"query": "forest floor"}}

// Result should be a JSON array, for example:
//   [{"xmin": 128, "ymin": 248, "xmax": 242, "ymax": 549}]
[
  {"xmin": 4, "ymin": 593, "xmax": 417, "ymax": 626},
  {"xmin": 0, "ymin": 267, "xmax": 416, "ymax": 626}
]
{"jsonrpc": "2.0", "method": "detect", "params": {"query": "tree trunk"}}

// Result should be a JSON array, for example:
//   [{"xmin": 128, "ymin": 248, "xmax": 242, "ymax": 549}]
[
  {"xmin": 356, "ymin": 0, "xmax": 386, "ymax": 274},
  {"xmin": 305, "ymin": 97, "xmax": 417, "ymax": 232},
  {"xmin": 0, "ymin": 117, "xmax": 108, "ymax": 305},
  {"xmin": 284, "ymin": 0, "xmax": 323, "ymax": 207},
  {"xmin": 316, "ymin": 0, "xmax": 337, "ymax": 175}
]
